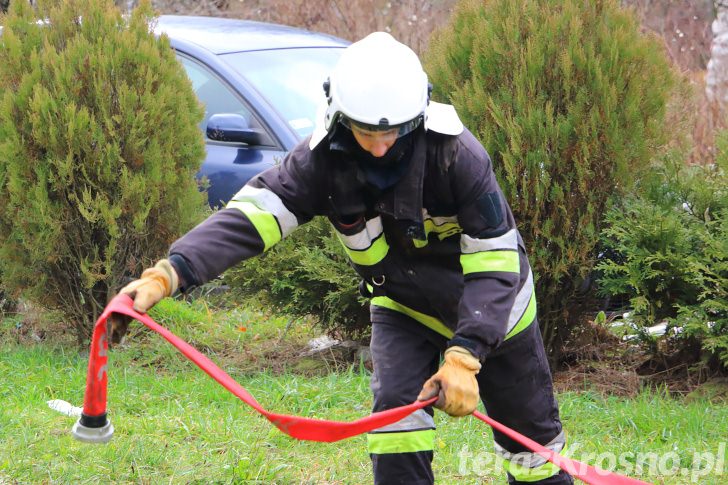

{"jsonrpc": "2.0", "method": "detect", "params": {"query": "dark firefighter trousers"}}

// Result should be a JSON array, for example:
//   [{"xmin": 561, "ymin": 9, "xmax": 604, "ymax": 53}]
[{"xmin": 367, "ymin": 309, "xmax": 573, "ymax": 485}]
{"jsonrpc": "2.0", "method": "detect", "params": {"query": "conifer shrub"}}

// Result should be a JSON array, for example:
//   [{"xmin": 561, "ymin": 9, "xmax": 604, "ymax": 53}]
[
  {"xmin": 424, "ymin": 0, "xmax": 675, "ymax": 358},
  {"xmin": 223, "ymin": 217, "xmax": 370, "ymax": 340},
  {"xmin": 0, "ymin": 0, "xmax": 207, "ymax": 341},
  {"xmin": 0, "ymin": 281, "xmax": 13, "ymax": 315},
  {"xmin": 597, "ymin": 149, "xmax": 728, "ymax": 369}
]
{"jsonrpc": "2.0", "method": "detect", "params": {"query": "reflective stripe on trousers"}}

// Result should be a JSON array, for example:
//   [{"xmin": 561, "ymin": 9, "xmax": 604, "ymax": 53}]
[
  {"xmin": 367, "ymin": 409, "xmax": 435, "ymax": 454},
  {"xmin": 495, "ymin": 432, "xmax": 566, "ymax": 482}
]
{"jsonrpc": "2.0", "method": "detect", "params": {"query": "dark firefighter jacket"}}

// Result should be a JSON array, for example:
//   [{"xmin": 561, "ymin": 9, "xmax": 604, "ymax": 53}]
[{"xmin": 168, "ymin": 125, "xmax": 537, "ymax": 361}]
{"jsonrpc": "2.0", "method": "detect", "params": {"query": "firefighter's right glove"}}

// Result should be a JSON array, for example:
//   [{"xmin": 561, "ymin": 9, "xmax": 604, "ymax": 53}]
[
  {"xmin": 108, "ymin": 259, "xmax": 179, "ymax": 344},
  {"xmin": 417, "ymin": 346, "xmax": 481, "ymax": 417}
]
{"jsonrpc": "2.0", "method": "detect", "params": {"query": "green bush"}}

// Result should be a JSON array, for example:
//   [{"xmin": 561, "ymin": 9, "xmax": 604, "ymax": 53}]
[
  {"xmin": 0, "ymin": 279, "xmax": 14, "ymax": 315},
  {"xmin": 223, "ymin": 217, "xmax": 370, "ymax": 340},
  {"xmin": 424, "ymin": 0, "xmax": 675, "ymax": 357},
  {"xmin": 0, "ymin": 0, "xmax": 207, "ymax": 342},
  {"xmin": 597, "ymin": 148, "xmax": 728, "ymax": 368}
]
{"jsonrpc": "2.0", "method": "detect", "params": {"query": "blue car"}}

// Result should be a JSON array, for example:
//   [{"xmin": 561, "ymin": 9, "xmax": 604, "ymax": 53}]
[{"xmin": 155, "ymin": 15, "xmax": 348, "ymax": 207}]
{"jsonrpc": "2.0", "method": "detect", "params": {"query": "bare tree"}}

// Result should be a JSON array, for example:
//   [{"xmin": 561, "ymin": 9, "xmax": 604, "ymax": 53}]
[{"xmin": 707, "ymin": 1, "xmax": 728, "ymax": 108}]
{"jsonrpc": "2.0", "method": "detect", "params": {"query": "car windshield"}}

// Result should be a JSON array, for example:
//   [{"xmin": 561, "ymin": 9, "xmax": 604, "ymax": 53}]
[{"xmin": 222, "ymin": 47, "xmax": 343, "ymax": 139}]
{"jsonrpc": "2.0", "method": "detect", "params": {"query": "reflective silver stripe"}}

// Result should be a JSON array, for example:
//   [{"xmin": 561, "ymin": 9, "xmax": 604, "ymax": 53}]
[
  {"xmin": 97, "ymin": 364, "xmax": 107, "ymax": 382},
  {"xmin": 429, "ymin": 215, "xmax": 459, "ymax": 226},
  {"xmin": 229, "ymin": 185, "xmax": 298, "ymax": 237},
  {"xmin": 460, "ymin": 228, "xmax": 518, "ymax": 254},
  {"xmin": 494, "ymin": 430, "xmax": 565, "ymax": 468},
  {"xmin": 337, "ymin": 216, "xmax": 384, "ymax": 250},
  {"xmin": 371, "ymin": 409, "xmax": 435, "ymax": 433},
  {"xmin": 422, "ymin": 208, "xmax": 459, "ymax": 227},
  {"xmin": 506, "ymin": 268, "xmax": 534, "ymax": 334}
]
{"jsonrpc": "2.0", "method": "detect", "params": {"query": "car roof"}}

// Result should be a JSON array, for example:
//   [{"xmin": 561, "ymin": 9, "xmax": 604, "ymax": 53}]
[{"xmin": 155, "ymin": 15, "xmax": 349, "ymax": 55}]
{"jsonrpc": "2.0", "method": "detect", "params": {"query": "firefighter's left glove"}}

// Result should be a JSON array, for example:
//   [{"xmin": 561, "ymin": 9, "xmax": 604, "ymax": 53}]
[
  {"xmin": 108, "ymin": 259, "xmax": 179, "ymax": 344},
  {"xmin": 417, "ymin": 346, "xmax": 481, "ymax": 417}
]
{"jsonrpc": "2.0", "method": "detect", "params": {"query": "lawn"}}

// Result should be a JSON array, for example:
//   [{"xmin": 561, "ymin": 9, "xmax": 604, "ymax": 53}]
[{"xmin": 1, "ymin": 299, "xmax": 726, "ymax": 484}]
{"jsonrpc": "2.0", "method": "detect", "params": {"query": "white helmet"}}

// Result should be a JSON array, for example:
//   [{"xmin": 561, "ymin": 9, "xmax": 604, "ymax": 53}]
[{"xmin": 323, "ymin": 32, "xmax": 429, "ymax": 135}]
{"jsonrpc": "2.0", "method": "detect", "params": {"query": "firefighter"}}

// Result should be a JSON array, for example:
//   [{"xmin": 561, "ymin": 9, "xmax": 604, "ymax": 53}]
[{"xmin": 112, "ymin": 32, "xmax": 572, "ymax": 485}]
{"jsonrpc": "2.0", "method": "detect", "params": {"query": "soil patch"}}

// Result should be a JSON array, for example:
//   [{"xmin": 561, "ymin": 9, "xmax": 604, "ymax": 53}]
[
  {"xmin": 554, "ymin": 321, "xmax": 727, "ymax": 399},
  {"xmin": 554, "ymin": 361, "xmax": 642, "ymax": 398}
]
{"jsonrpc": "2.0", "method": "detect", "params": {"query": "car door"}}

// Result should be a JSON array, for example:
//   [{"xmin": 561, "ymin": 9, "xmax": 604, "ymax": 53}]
[{"xmin": 176, "ymin": 53, "xmax": 286, "ymax": 208}]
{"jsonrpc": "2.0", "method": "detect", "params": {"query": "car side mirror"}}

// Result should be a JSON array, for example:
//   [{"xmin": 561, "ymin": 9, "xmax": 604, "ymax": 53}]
[{"xmin": 206, "ymin": 113, "xmax": 270, "ymax": 146}]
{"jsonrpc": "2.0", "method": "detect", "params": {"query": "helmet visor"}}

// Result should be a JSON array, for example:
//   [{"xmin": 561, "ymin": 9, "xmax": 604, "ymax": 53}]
[{"xmin": 339, "ymin": 114, "xmax": 423, "ymax": 138}]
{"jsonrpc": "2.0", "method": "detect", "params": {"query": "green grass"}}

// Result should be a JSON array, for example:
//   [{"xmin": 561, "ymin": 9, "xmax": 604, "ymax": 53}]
[{"xmin": 1, "ymin": 299, "xmax": 726, "ymax": 484}]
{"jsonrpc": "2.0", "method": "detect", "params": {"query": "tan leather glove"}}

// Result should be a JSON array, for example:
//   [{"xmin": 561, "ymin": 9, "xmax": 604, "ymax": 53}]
[
  {"xmin": 417, "ymin": 346, "xmax": 482, "ymax": 417},
  {"xmin": 108, "ymin": 259, "xmax": 179, "ymax": 344}
]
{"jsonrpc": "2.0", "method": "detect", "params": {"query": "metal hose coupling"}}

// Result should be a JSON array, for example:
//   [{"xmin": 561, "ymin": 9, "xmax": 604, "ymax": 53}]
[{"xmin": 72, "ymin": 412, "xmax": 114, "ymax": 443}]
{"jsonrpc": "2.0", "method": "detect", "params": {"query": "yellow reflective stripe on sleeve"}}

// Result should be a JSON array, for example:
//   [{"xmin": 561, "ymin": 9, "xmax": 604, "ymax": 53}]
[
  {"xmin": 412, "ymin": 238, "xmax": 428, "ymax": 249},
  {"xmin": 371, "ymin": 296, "xmax": 454, "ymax": 338},
  {"xmin": 505, "ymin": 288, "xmax": 537, "ymax": 340},
  {"xmin": 227, "ymin": 200, "xmax": 281, "ymax": 251},
  {"xmin": 460, "ymin": 250, "xmax": 519, "ymax": 275},
  {"xmin": 423, "ymin": 217, "xmax": 461, "ymax": 240},
  {"xmin": 339, "ymin": 234, "xmax": 389, "ymax": 266},
  {"xmin": 228, "ymin": 185, "xmax": 298, "ymax": 237},
  {"xmin": 412, "ymin": 211, "xmax": 462, "ymax": 249},
  {"xmin": 367, "ymin": 429, "xmax": 435, "ymax": 454}
]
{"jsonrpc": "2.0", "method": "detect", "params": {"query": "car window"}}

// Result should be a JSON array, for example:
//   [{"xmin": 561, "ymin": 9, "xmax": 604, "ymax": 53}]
[
  {"xmin": 176, "ymin": 53, "xmax": 267, "ymax": 140},
  {"xmin": 222, "ymin": 48, "xmax": 343, "ymax": 139}
]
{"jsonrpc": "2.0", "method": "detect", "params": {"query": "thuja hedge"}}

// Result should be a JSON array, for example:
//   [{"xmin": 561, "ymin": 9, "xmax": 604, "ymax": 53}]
[
  {"xmin": 224, "ymin": 217, "xmax": 369, "ymax": 341},
  {"xmin": 0, "ymin": 0, "xmax": 207, "ymax": 341},
  {"xmin": 597, "ymin": 149, "xmax": 728, "ymax": 369},
  {"xmin": 424, "ymin": 0, "xmax": 675, "ymax": 357}
]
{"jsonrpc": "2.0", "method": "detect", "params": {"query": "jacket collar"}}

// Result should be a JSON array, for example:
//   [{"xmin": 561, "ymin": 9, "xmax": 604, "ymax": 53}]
[
  {"xmin": 325, "ymin": 126, "xmax": 427, "ymax": 237},
  {"xmin": 377, "ymin": 128, "xmax": 427, "ymax": 239}
]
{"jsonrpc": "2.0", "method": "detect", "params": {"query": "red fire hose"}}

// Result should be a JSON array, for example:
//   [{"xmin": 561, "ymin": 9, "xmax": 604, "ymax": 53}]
[{"xmin": 73, "ymin": 294, "xmax": 651, "ymax": 484}]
